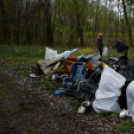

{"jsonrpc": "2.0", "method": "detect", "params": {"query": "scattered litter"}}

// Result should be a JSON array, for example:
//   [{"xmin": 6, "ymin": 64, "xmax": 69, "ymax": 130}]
[
  {"xmin": 45, "ymin": 47, "xmax": 70, "ymax": 60},
  {"xmin": 77, "ymin": 106, "xmax": 86, "ymax": 114},
  {"xmin": 77, "ymin": 101, "xmax": 91, "ymax": 114},
  {"xmin": 52, "ymin": 74, "xmax": 57, "ymax": 80},
  {"xmin": 30, "ymin": 46, "xmax": 134, "ymax": 118},
  {"xmin": 52, "ymin": 89, "xmax": 66, "ymax": 95},
  {"xmin": 29, "ymin": 73, "xmax": 40, "ymax": 78},
  {"xmin": 119, "ymin": 109, "xmax": 128, "ymax": 118}
]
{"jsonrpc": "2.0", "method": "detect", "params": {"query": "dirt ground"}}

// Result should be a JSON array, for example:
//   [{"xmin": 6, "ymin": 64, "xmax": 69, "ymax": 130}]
[{"xmin": 0, "ymin": 59, "xmax": 134, "ymax": 134}]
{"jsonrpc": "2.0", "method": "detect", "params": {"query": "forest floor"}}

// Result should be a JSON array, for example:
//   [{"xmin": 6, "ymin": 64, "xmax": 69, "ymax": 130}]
[{"xmin": 0, "ymin": 59, "xmax": 134, "ymax": 134}]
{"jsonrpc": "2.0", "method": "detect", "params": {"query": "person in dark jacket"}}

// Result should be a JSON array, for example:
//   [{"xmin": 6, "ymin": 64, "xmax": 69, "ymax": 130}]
[
  {"xmin": 111, "ymin": 40, "xmax": 128, "ymax": 56},
  {"xmin": 96, "ymin": 33, "xmax": 104, "ymax": 57}
]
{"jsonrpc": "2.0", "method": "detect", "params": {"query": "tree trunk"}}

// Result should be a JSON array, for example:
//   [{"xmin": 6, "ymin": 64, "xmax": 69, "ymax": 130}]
[
  {"xmin": 0, "ymin": 0, "xmax": 10, "ymax": 44},
  {"xmin": 38, "ymin": 0, "xmax": 41, "ymax": 45},
  {"xmin": 45, "ymin": 0, "xmax": 53, "ymax": 46},
  {"xmin": 25, "ymin": 0, "xmax": 31, "ymax": 44},
  {"xmin": 76, "ymin": 14, "xmax": 84, "ymax": 46},
  {"xmin": 13, "ymin": 0, "xmax": 20, "ymax": 45},
  {"xmin": 122, "ymin": 0, "xmax": 133, "ymax": 46}
]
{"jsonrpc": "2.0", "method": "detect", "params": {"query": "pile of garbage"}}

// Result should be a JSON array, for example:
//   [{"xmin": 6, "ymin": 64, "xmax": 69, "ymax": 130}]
[{"xmin": 30, "ymin": 46, "xmax": 134, "ymax": 122}]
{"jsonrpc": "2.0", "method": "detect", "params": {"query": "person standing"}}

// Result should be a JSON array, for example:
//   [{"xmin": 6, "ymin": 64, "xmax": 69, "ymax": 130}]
[{"xmin": 96, "ymin": 33, "xmax": 104, "ymax": 57}]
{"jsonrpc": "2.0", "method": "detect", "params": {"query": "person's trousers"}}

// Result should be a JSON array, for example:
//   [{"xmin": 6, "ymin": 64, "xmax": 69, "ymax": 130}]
[{"xmin": 99, "ymin": 49, "xmax": 103, "ymax": 57}]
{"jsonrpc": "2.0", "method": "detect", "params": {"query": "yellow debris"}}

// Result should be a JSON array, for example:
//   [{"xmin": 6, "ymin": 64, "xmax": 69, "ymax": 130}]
[{"xmin": 69, "ymin": 48, "xmax": 94, "ymax": 57}]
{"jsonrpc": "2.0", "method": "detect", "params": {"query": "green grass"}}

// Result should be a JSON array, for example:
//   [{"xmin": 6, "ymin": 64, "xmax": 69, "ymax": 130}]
[
  {"xmin": 34, "ymin": 77, "xmax": 63, "ymax": 92},
  {"xmin": 90, "ymin": 110, "xmax": 119, "ymax": 117},
  {"xmin": 0, "ymin": 45, "xmax": 66, "ymax": 92},
  {"xmin": 109, "ymin": 111, "xmax": 119, "ymax": 116},
  {"xmin": 0, "ymin": 44, "xmax": 134, "ymax": 61},
  {"xmin": 0, "ymin": 45, "xmax": 69, "ymax": 59},
  {"xmin": 0, "ymin": 84, "xmax": 11, "ymax": 94},
  {"xmin": 8, "ymin": 95, "xmax": 20, "ymax": 101},
  {"xmin": 117, "ymin": 120, "xmax": 134, "ymax": 132},
  {"xmin": 91, "ymin": 110, "xmax": 104, "ymax": 117},
  {"xmin": 0, "ymin": 45, "xmax": 72, "ymax": 66},
  {"xmin": 0, "ymin": 45, "xmax": 45, "ymax": 64},
  {"xmin": 74, "ymin": 100, "xmax": 82, "ymax": 108}
]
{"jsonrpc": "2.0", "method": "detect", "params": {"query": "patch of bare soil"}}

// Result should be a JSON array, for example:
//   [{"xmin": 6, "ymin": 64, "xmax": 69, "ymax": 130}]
[{"xmin": 0, "ymin": 59, "xmax": 133, "ymax": 134}]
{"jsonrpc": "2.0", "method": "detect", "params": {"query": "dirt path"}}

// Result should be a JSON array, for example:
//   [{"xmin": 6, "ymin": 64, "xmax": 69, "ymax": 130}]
[{"xmin": 0, "ymin": 60, "xmax": 133, "ymax": 134}]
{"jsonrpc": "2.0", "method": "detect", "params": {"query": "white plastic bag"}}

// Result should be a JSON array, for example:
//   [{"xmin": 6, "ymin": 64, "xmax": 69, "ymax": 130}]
[
  {"xmin": 92, "ymin": 66, "xmax": 126, "ymax": 113},
  {"xmin": 45, "ymin": 47, "xmax": 58, "ymax": 60},
  {"xmin": 102, "ymin": 46, "xmax": 108, "ymax": 56},
  {"xmin": 100, "ymin": 66, "xmax": 126, "ymax": 87},
  {"xmin": 126, "ymin": 81, "xmax": 134, "ymax": 116},
  {"xmin": 45, "ymin": 47, "xmax": 70, "ymax": 60},
  {"xmin": 132, "ymin": 103, "xmax": 134, "ymax": 122},
  {"xmin": 93, "ymin": 99, "xmax": 121, "ymax": 113}
]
